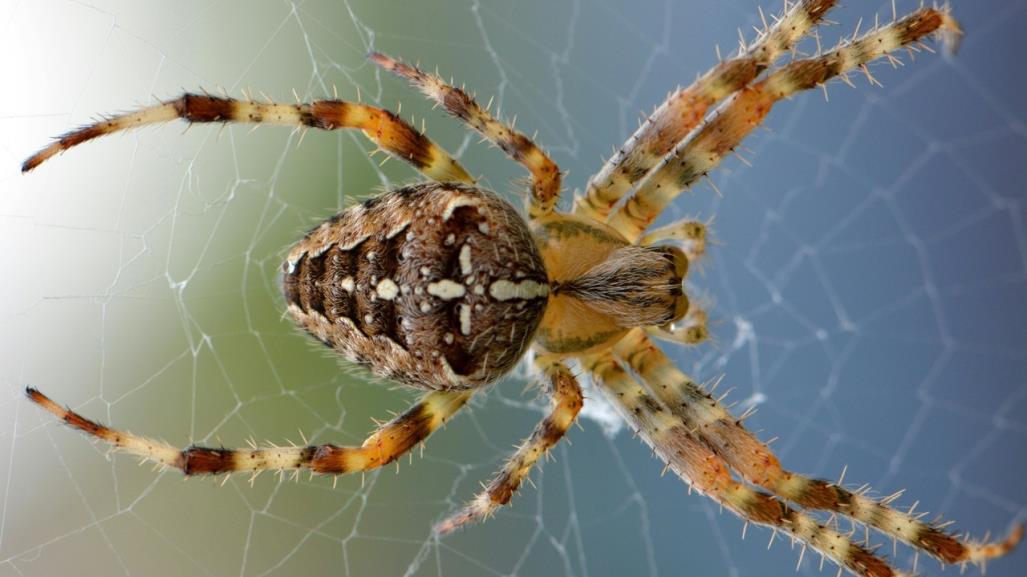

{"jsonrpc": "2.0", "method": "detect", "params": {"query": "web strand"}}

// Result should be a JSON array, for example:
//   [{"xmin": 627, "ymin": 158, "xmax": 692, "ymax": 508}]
[{"xmin": 4, "ymin": 1, "xmax": 1026, "ymax": 577}]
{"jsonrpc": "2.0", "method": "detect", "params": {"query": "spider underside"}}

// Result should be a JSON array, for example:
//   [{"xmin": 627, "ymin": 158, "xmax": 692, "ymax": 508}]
[{"xmin": 22, "ymin": 3, "xmax": 1022, "ymax": 577}]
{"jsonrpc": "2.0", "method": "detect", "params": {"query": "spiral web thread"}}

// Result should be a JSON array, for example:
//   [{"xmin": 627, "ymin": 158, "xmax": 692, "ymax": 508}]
[{"xmin": 2, "ymin": 1, "xmax": 1025, "ymax": 576}]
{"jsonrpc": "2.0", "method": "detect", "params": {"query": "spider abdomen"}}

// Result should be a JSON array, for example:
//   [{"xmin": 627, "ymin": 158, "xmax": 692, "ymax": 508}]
[{"xmin": 283, "ymin": 183, "xmax": 548, "ymax": 390}]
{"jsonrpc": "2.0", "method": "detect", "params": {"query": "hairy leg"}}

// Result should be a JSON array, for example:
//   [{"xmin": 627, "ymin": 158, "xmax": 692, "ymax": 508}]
[
  {"xmin": 435, "ymin": 357, "xmax": 583, "ymax": 534},
  {"xmin": 22, "ymin": 93, "xmax": 472, "ymax": 183},
  {"xmin": 574, "ymin": 0, "xmax": 839, "ymax": 220},
  {"xmin": 639, "ymin": 217, "xmax": 707, "ymax": 253},
  {"xmin": 612, "ymin": 330, "xmax": 1023, "ymax": 566},
  {"xmin": 585, "ymin": 350, "xmax": 916, "ymax": 577},
  {"xmin": 370, "ymin": 52, "xmax": 562, "ymax": 218},
  {"xmin": 26, "ymin": 387, "xmax": 472, "ymax": 477},
  {"xmin": 608, "ymin": 7, "xmax": 962, "ymax": 241}
]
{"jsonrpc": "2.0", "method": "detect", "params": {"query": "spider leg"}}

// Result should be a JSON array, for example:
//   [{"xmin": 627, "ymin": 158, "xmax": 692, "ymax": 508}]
[
  {"xmin": 574, "ymin": 0, "xmax": 839, "ymax": 220},
  {"xmin": 639, "ymin": 217, "xmax": 708, "ymax": 257},
  {"xmin": 611, "ymin": 330, "xmax": 1024, "ymax": 567},
  {"xmin": 26, "ymin": 386, "xmax": 472, "ymax": 476},
  {"xmin": 585, "ymin": 351, "xmax": 917, "ymax": 577},
  {"xmin": 370, "ymin": 52, "xmax": 562, "ymax": 218},
  {"xmin": 434, "ymin": 356, "xmax": 583, "ymax": 534},
  {"xmin": 608, "ymin": 6, "xmax": 962, "ymax": 241},
  {"xmin": 22, "ymin": 93, "xmax": 473, "ymax": 183}
]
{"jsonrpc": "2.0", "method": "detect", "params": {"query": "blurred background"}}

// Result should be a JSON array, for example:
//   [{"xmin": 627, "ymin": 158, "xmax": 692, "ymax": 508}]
[{"xmin": 1, "ymin": 1, "xmax": 1025, "ymax": 576}]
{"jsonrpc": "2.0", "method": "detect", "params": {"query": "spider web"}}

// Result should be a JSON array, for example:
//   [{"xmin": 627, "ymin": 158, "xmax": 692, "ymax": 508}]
[{"xmin": 2, "ymin": 1, "xmax": 1025, "ymax": 576}]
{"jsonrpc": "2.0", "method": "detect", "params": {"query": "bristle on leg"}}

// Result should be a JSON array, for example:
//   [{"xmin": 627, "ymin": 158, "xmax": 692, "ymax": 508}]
[{"xmin": 26, "ymin": 386, "xmax": 472, "ymax": 477}]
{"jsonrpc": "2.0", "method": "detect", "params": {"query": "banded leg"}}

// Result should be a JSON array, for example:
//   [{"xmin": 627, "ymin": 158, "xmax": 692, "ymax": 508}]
[
  {"xmin": 608, "ymin": 7, "xmax": 962, "ymax": 241},
  {"xmin": 585, "ymin": 351, "xmax": 915, "ymax": 577},
  {"xmin": 22, "ymin": 93, "xmax": 473, "ymax": 183},
  {"xmin": 26, "ymin": 386, "xmax": 472, "ymax": 477},
  {"xmin": 574, "ymin": 0, "xmax": 839, "ymax": 220},
  {"xmin": 435, "ymin": 357, "xmax": 583, "ymax": 534},
  {"xmin": 370, "ymin": 52, "xmax": 562, "ymax": 218},
  {"xmin": 611, "ymin": 330, "xmax": 1023, "ymax": 566},
  {"xmin": 639, "ymin": 217, "xmax": 710, "ymax": 264}
]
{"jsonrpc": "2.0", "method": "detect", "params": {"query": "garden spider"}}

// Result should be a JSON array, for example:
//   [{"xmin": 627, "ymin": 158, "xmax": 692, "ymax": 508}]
[{"xmin": 22, "ymin": 2, "xmax": 1022, "ymax": 576}]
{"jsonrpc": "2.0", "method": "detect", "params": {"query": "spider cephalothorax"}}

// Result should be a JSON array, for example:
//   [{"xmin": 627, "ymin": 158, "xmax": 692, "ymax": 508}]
[{"xmin": 22, "ymin": 3, "xmax": 1021, "ymax": 577}]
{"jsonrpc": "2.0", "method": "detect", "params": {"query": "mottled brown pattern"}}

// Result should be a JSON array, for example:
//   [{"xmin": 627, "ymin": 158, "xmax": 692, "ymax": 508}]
[
  {"xmin": 283, "ymin": 182, "xmax": 548, "ymax": 390},
  {"xmin": 21, "ymin": 3, "xmax": 1020, "ymax": 575}
]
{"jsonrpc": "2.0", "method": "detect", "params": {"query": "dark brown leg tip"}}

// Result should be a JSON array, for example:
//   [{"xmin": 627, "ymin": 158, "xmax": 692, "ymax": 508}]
[
  {"xmin": 21, "ymin": 156, "xmax": 41, "ymax": 173},
  {"xmin": 25, "ymin": 386, "xmax": 63, "ymax": 418}
]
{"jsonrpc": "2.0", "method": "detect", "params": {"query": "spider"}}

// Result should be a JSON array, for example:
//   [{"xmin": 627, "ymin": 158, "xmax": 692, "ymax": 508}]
[{"xmin": 22, "ymin": 2, "xmax": 1022, "ymax": 577}]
